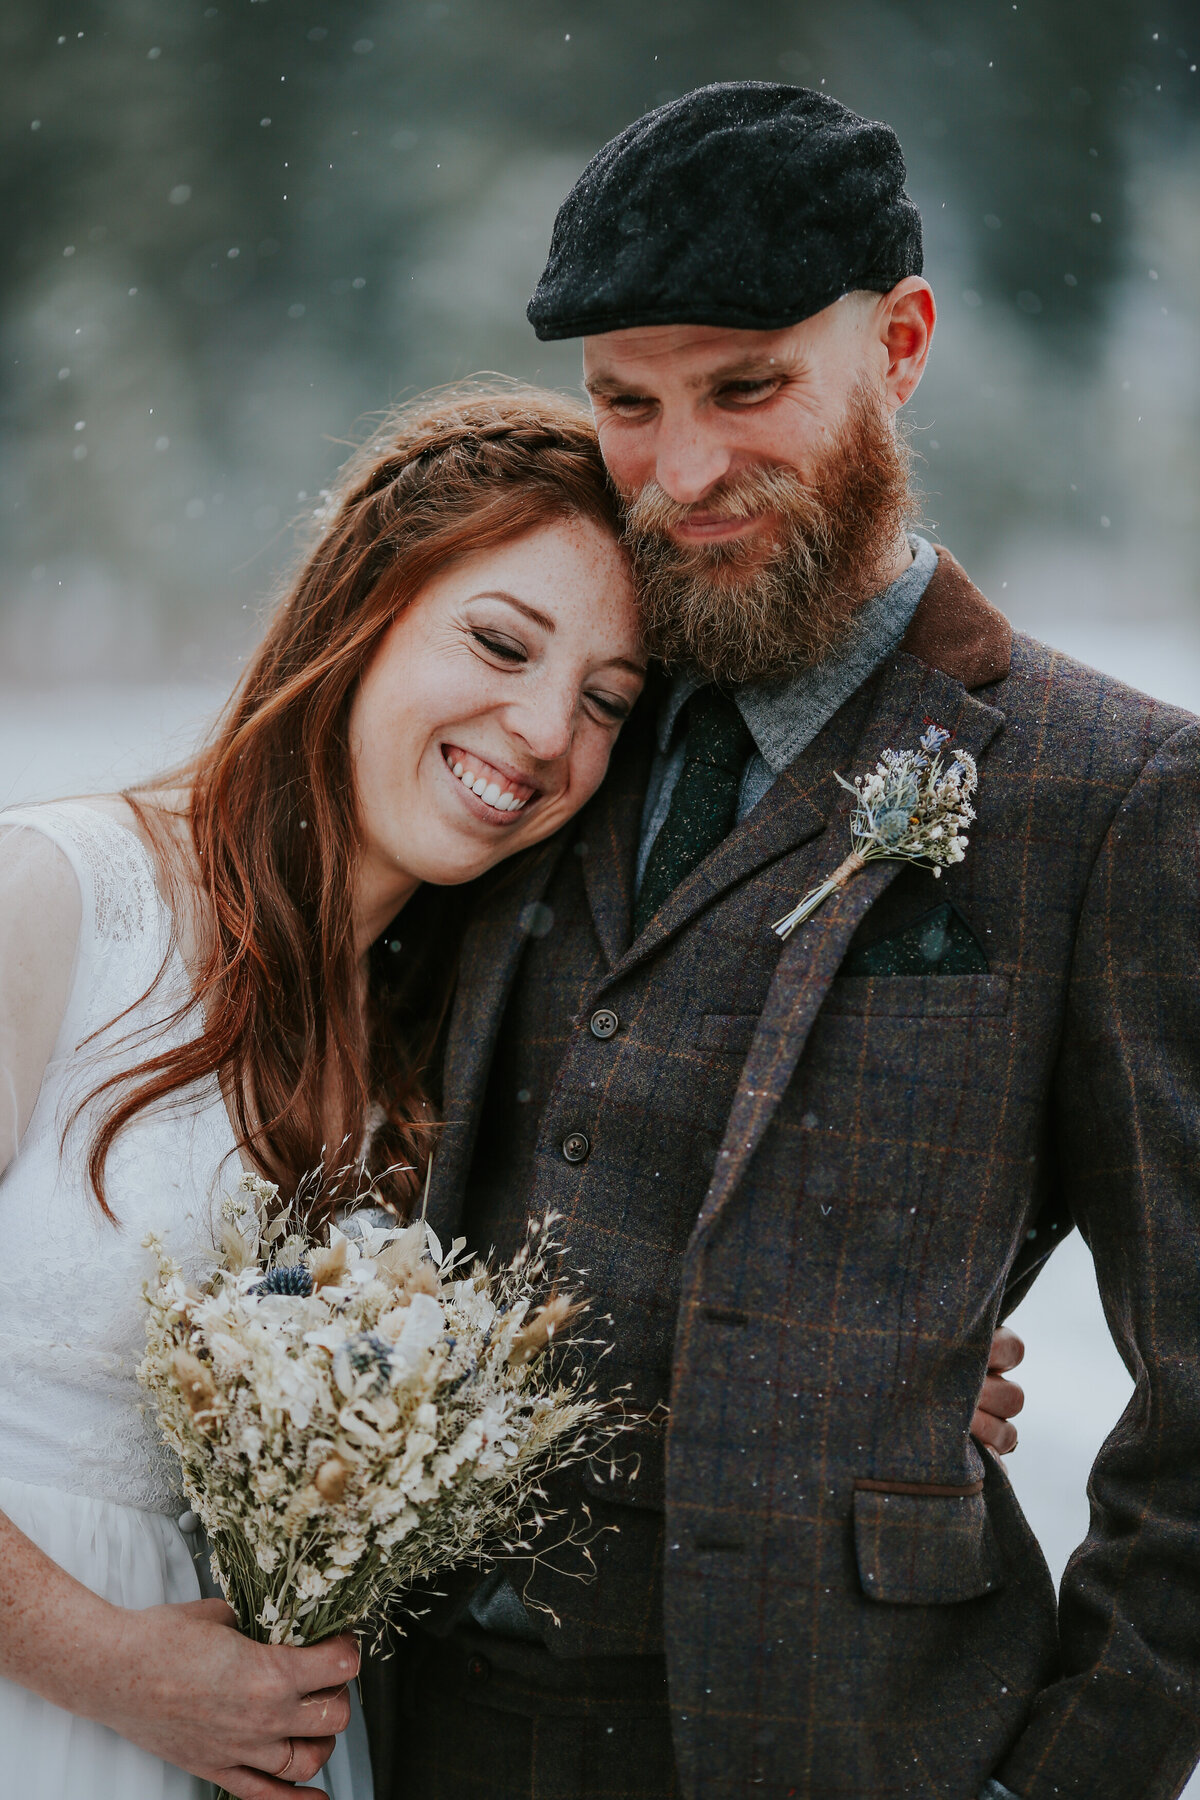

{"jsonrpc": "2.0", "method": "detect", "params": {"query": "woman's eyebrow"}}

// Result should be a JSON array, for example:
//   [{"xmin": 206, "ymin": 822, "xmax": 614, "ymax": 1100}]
[{"xmin": 469, "ymin": 590, "xmax": 557, "ymax": 632}]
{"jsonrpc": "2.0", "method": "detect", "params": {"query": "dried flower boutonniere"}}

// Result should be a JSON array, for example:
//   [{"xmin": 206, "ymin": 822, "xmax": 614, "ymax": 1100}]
[{"xmin": 772, "ymin": 724, "xmax": 978, "ymax": 940}]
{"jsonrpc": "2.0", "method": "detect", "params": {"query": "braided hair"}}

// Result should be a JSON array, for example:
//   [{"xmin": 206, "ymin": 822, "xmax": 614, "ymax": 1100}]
[{"xmin": 85, "ymin": 382, "xmax": 619, "ymax": 1227}]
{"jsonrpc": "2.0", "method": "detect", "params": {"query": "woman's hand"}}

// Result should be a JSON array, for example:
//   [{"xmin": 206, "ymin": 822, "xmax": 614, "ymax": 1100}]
[
  {"xmin": 96, "ymin": 1597, "xmax": 358, "ymax": 1799},
  {"xmin": 0, "ymin": 1509, "xmax": 356, "ymax": 1799},
  {"xmin": 971, "ymin": 1325, "xmax": 1025, "ymax": 1455}
]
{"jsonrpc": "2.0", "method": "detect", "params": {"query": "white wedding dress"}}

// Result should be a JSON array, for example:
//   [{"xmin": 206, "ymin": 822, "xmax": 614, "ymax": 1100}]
[{"xmin": 0, "ymin": 802, "xmax": 373, "ymax": 1800}]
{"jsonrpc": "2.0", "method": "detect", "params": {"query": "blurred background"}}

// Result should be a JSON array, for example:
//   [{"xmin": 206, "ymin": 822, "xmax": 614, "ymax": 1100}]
[{"xmin": 2, "ymin": 0, "xmax": 1199, "ymax": 1766}]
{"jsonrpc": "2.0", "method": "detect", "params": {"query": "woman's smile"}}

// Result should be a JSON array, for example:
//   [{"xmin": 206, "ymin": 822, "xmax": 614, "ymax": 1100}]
[{"xmin": 438, "ymin": 742, "xmax": 540, "ymax": 821}]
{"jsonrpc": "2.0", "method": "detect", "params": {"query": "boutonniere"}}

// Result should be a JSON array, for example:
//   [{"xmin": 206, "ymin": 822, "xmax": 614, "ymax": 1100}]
[{"xmin": 772, "ymin": 724, "xmax": 978, "ymax": 940}]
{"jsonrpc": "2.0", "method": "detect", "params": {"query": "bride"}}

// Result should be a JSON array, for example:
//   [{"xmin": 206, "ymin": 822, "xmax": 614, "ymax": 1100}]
[{"xmin": 0, "ymin": 386, "xmax": 644, "ymax": 1800}]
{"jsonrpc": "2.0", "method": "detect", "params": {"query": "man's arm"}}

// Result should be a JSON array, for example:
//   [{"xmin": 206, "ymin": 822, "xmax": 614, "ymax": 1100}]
[{"xmin": 995, "ymin": 720, "xmax": 1200, "ymax": 1800}]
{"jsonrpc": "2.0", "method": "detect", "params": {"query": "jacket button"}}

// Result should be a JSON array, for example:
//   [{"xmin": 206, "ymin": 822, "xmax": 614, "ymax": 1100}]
[
  {"xmin": 561, "ymin": 1131, "xmax": 590, "ymax": 1164},
  {"xmin": 589, "ymin": 1008, "xmax": 619, "ymax": 1040},
  {"xmin": 465, "ymin": 1653, "xmax": 491, "ymax": 1683}
]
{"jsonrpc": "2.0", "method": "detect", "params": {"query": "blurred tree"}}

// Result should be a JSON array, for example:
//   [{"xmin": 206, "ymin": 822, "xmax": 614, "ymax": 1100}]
[{"xmin": 0, "ymin": 0, "xmax": 1196, "ymax": 674}]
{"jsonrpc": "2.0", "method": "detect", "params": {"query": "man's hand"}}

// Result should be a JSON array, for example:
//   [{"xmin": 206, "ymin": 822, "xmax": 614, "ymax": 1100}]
[{"xmin": 971, "ymin": 1325, "xmax": 1025, "ymax": 1454}]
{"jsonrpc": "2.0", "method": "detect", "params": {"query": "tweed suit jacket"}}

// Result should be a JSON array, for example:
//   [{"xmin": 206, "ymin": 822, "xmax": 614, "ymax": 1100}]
[{"xmin": 419, "ymin": 549, "xmax": 1200, "ymax": 1800}]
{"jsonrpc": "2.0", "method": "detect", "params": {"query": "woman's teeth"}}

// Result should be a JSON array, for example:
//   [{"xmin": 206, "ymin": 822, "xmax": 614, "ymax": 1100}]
[{"xmin": 449, "ymin": 757, "xmax": 528, "ymax": 813}]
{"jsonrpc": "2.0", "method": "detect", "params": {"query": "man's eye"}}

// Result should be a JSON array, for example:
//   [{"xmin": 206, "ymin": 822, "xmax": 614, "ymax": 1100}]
[
  {"xmin": 604, "ymin": 394, "xmax": 655, "ymax": 416},
  {"xmin": 471, "ymin": 630, "xmax": 526, "ymax": 663},
  {"xmin": 720, "ymin": 379, "xmax": 780, "ymax": 405}
]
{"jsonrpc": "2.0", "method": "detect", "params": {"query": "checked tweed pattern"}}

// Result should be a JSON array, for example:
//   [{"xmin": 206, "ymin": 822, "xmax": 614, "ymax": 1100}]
[{"xmin": 371, "ymin": 550, "xmax": 1200, "ymax": 1800}]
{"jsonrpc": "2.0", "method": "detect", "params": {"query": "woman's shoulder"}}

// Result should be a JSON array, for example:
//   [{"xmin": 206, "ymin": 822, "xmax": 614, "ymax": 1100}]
[
  {"xmin": 0, "ymin": 813, "xmax": 83, "ymax": 938},
  {"xmin": 0, "ymin": 818, "xmax": 85, "ymax": 1174},
  {"xmin": 0, "ymin": 794, "xmax": 183, "ymax": 948}
]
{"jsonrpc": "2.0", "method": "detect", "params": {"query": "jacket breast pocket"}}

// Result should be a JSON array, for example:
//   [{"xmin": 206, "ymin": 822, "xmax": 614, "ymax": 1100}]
[
  {"xmin": 821, "ymin": 972, "xmax": 1011, "ymax": 1019},
  {"xmin": 853, "ymin": 1477, "xmax": 1005, "ymax": 1604}
]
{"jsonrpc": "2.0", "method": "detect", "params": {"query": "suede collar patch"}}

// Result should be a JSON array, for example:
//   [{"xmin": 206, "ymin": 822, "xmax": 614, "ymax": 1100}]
[{"xmin": 898, "ymin": 546, "xmax": 1012, "ymax": 691}]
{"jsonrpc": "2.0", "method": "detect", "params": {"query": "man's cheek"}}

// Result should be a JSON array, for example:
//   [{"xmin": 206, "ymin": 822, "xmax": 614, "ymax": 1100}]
[{"xmin": 596, "ymin": 433, "xmax": 646, "ymax": 497}]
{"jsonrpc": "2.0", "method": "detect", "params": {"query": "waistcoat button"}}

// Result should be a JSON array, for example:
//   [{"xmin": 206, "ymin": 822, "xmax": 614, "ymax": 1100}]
[
  {"xmin": 465, "ymin": 1654, "xmax": 491, "ymax": 1683},
  {"xmin": 561, "ymin": 1131, "xmax": 590, "ymax": 1164},
  {"xmin": 589, "ymin": 1008, "xmax": 619, "ymax": 1039}
]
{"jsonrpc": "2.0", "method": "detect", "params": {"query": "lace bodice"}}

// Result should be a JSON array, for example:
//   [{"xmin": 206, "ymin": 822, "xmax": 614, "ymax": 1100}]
[{"xmin": 0, "ymin": 803, "xmax": 237, "ymax": 1512}]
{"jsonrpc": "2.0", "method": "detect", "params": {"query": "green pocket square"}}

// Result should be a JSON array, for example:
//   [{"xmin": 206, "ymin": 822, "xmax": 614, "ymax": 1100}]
[{"xmin": 840, "ymin": 902, "xmax": 989, "ymax": 977}]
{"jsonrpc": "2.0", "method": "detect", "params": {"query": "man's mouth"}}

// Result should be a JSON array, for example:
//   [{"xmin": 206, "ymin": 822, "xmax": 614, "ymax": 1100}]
[
  {"xmin": 440, "ymin": 744, "xmax": 538, "ymax": 816},
  {"xmin": 666, "ymin": 512, "xmax": 770, "ymax": 545}
]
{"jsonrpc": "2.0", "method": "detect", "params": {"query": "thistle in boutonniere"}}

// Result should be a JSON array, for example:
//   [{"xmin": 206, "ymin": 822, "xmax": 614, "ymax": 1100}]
[{"xmin": 772, "ymin": 724, "xmax": 978, "ymax": 940}]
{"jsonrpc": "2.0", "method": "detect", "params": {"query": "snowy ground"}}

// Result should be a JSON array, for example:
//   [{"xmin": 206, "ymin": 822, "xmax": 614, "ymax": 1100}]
[{"xmin": 2, "ymin": 615, "xmax": 1197, "ymax": 1789}]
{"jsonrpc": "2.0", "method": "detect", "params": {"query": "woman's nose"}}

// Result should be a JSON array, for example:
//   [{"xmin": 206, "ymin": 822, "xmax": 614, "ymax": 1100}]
[{"xmin": 507, "ymin": 683, "xmax": 576, "ymax": 764}]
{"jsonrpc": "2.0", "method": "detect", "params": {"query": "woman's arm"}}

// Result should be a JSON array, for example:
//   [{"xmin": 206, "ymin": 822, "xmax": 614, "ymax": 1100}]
[
  {"xmin": 0, "ymin": 829, "xmax": 356, "ymax": 1794},
  {"xmin": 0, "ymin": 1508, "xmax": 356, "ymax": 1798},
  {"xmin": 0, "ymin": 823, "xmax": 81, "ymax": 1177}
]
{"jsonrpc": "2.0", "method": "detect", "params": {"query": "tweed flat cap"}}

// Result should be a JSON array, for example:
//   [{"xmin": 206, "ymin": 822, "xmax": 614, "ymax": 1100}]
[{"xmin": 528, "ymin": 81, "xmax": 923, "ymax": 341}]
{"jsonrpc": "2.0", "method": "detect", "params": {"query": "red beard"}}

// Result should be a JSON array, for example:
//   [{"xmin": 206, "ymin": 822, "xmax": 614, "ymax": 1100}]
[{"xmin": 622, "ymin": 386, "xmax": 917, "ymax": 684}]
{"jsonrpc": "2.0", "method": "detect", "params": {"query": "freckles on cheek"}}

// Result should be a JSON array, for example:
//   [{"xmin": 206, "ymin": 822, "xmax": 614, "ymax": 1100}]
[{"xmin": 573, "ymin": 739, "xmax": 616, "ymax": 809}]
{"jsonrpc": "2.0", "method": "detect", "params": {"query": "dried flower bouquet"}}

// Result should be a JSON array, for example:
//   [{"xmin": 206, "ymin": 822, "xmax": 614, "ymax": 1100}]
[{"xmin": 140, "ymin": 1176, "xmax": 611, "ymax": 1793}]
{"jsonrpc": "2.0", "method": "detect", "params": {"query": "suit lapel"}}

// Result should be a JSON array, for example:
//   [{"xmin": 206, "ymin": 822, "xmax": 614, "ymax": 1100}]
[
  {"xmin": 693, "ymin": 651, "xmax": 1006, "ymax": 1240},
  {"xmin": 580, "ymin": 676, "xmax": 829, "ymax": 975},
  {"xmin": 426, "ymin": 837, "xmax": 565, "ymax": 1240},
  {"xmin": 602, "ymin": 661, "xmax": 900, "ymax": 985},
  {"xmin": 577, "ymin": 714, "xmax": 654, "ymax": 969}
]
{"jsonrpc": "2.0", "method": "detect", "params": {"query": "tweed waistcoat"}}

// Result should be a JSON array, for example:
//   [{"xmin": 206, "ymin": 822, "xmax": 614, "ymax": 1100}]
[
  {"xmin": 458, "ymin": 755, "xmax": 791, "ymax": 1655},
  {"xmin": 404, "ymin": 549, "xmax": 1200, "ymax": 1800}
]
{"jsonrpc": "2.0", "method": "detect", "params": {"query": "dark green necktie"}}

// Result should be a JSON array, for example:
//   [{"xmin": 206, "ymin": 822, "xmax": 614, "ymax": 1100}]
[{"xmin": 633, "ymin": 688, "xmax": 754, "ymax": 936}]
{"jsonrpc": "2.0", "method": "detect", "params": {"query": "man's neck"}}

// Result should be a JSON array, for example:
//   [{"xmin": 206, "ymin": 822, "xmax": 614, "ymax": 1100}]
[{"xmin": 877, "ymin": 526, "xmax": 916, "ymax": 593}]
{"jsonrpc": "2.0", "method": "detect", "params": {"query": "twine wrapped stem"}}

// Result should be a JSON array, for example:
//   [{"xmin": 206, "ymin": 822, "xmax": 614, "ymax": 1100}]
[{"xmin": 772, "ymin": 850, "xmax": 866, "ymax": 940}]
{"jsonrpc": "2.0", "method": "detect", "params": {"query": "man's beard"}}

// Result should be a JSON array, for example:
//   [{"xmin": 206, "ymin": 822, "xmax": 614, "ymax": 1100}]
[{"xmin": 621, "ymin": 387, "xmax": 917, "ymax": 685}]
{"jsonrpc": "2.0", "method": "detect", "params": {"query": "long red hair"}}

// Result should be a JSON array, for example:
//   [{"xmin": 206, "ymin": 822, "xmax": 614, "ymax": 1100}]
[{"xmin": 83, "ymin": 384, "xmax": 619, "ymax": 1227}]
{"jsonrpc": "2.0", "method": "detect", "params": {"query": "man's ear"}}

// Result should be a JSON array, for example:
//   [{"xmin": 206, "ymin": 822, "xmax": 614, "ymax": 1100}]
[{"xmin": 880, "ymin": 277, "xmax": 935, "ymax": 411}]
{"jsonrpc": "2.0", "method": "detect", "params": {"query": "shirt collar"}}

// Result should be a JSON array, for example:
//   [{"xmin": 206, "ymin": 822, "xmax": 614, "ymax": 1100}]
[{"xmin": 655, "ymin": 534, "xmax": 939, "ymax": 775}]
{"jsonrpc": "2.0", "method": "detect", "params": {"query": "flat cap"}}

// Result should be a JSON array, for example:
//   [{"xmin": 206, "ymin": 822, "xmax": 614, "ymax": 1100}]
[{"xmin": 528, "ymin": 81, "xmax": 922, "ymax": 341}]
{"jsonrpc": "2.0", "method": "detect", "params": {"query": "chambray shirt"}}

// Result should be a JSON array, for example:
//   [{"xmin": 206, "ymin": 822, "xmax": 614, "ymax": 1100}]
[{"xmin": 635, "ymin": 533, "xmax": 939, "ymax": 889}]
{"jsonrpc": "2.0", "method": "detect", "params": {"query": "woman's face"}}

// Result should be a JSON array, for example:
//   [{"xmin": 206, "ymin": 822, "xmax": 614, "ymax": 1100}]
[{"xmin": 348, "ymin": 514, "xmax": 644, "ymax": 941}]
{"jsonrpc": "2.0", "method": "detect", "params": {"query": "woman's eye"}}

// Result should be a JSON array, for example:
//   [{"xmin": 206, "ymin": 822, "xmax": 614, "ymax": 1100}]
[
  {"xmin": 586, "ymin": 692, "xmax": 630, "ymax": 724},
  {"xmin": 471, "ymin": 630, "xmax": 526, "ymax": 664}
]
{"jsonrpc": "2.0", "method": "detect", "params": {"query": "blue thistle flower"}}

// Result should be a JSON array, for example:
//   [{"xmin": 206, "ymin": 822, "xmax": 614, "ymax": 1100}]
[
  {"xmin": 254, "ymin": 1264, "xmax": 313, "ymax": 1298},
  {"xmin": 337, "ymin": 1331, "xmax": 394, "ymax": 1396}
]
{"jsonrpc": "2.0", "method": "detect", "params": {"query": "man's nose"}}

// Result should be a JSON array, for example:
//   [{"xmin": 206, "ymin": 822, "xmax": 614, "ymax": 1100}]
[{"xmin": 654, "ymin": 416, "xmax": 733, "ymax": 505}]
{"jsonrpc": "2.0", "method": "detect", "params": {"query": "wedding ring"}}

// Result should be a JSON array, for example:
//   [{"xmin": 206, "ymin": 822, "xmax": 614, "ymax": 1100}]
[{"xmin": 278, "ymin": 1739, "xmax": 296, "ymax": 1777}]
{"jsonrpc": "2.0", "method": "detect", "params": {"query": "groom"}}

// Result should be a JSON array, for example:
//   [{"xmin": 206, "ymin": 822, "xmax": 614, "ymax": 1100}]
[{"xmin": 367, "ymin": 86, "xmax": 1200, "ymax": 1799}]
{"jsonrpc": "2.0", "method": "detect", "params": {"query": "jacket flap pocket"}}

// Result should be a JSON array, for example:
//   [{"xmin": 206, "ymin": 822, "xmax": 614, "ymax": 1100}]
[{"xmin": 853, "ymin": 1479, "xmax": 1005, "ymax": 1604}]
